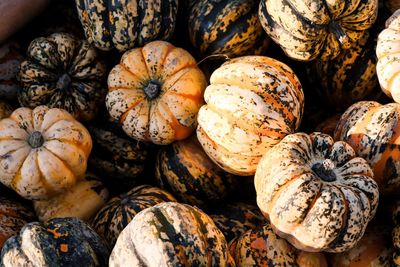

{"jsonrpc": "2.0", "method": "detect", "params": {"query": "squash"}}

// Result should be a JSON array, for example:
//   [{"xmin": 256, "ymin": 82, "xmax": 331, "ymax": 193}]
[
  {"xmin": 258, "ymin": 0, "xmax": 378, "ymax": 61},
  {"xmin": 0, "ymin": 106, "xmax": 92, "ymax": 200},
  {"xmin": 33, "ymin": 173, "xmax": 109, "ymax": 222},
  {"xmin": 91, "ymin": 185, "xmax": 177, "ymax": 247},
  {"xmin": 314, "ymin": 114, "xmax": 342, "ymax": 137},
  {"xmin": 0, "ymin": 196, "xmax": 35, "ymax": 249},
  {"xmin": 334, "ymin": 101, "xmax": 400, "ymax": 194},
  {"xmin": 376, "ymin": 9, "xmax": 400, "ymax": 103},
  {"xmin": 75, "ymin": 0, "xmax": 179, "ymax": 52},
  {"xmin": 87, "ymin": 118, "xmax": 148, "ymax": 192},
  {"xmin": 155, "ymin": 135, "xmax": 238, "ymax": 206},
  {"xmin": 197, "ymin": 55, "xmax": 304, "ymax": 175},
  {"xmin": 207, "ymin": 202, "xmax": 265, "ymax": 242},
  {"xmin": 188, "ymin": 0, "xmax": 269, "ymax": 57},
  {"xmin": 1, "ymin": 217, "xmax": 109, "ymax": 266},
  {"xmin": 393, "ymin": 200, "xmax": 400, "ymax": 265},
  {"xmin": 329, "ymin": 224, "xmax": 393, "ymax": 266},
  {"xmin": 0, "ymin": 41, "xmax": 23, "ymax": 102},
  {"xmin": 17, "ymin": 32, "xmax": 107, "ymax": 121},
  {"xmin": 308, "ymin": 30, "xmax": 380, "ymax": 110},
  {"xmin": 229, "ymin": 224, "xmax": 328, "ymax": 267},
  {"xmin": 109, "ymin": 202, "xmax": 233, "ymax": 267},
  {"xmin": 106, "ymin": 40, "xmax": 207, "ymax": 145},
  {"xmin": 255, "ymin": 132, "xmax": 379, "ymax": 252}
]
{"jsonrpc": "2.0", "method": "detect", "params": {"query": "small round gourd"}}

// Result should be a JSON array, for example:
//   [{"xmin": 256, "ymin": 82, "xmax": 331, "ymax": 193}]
[{"xmin": 255, "ymin": 132, "xmax": 379, "ymax": 252}]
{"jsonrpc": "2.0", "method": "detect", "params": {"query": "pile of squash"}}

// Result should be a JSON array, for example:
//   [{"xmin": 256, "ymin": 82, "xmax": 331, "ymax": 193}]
[{"xmin": 0, "ymin": 0, "xmax": 399, "ymax": 266}]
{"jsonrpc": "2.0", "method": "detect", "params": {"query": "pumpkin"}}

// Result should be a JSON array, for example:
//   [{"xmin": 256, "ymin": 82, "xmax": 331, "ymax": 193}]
[
  {"xmin": 1, "ymin": 217, "xmax": 109, "ymax": 266},
  {"xmin": 109, "ymin": 202, "xmax": 233, "ymax": 267},
  {"xmin": 314, "ymin": 114, "xmax": 342, "ymax": 137},
  {"xmin": 33, "ymin": 173, "xmax": 109, "ymax": 222},
  {"xmin": 91, "ymin": 185, "xmax": 177, "ymax": 247},
  {"xmin": 188, "ymin": 0, "xmax": 270, "ymax": 57},
  {"xmin": 330, "ymin": 224, "xmax": 393, "ymax": 266},
  {"xmin": 0, "ymin": 196, "xmax": 36, "ymax": 249},
  {"xmin": 255, "ymin": 132, "xmax": 379, "ymax": 252},
  {"xmin": 75, "ymin": 0, "xmax": 178, "ymax": 52},
  {"xmin": 17, "ymin": 32, "xmax": 107, "ymax": 121},
  {"xmin": 393, "ymin": 200, "xmax": 400, "ymax": 265},
  {"xmin": 334, "ymin": 101, "xmax": 400, "ymax": 194},
  {"xmin": 308, "ymin": 30, "xmax": 380, "ymax": 110},
  {"xmin": 155, "ymin": 135, "xmax": 238, "ymax": 206},
  {"xmin": 0, "ymin": 41, "xmax": 23, "ymax": 102},
  {"xmin": 229, "ymin": 224, "xmax": 328, "ymax": 267},
  {"xmin": 207, "ymin": 202, "xmax": 266, "ymax": 242},
  {"xmin": 87, "ymin": 118, "xmax": 148, "ymax": 192},
  {"xmin": 0, "ymin": 106, "xmax": 92, "ymax": 200},
  {"xmin": 258, "ymin": 0, "xmax": 378, "ymax": 61},
  {"xmin": 197, "ymin": 55, "xmax": 304, "ymax": 176},
  {"xmin": 106, "ymin": 40, "xmax": 207, "ymax": 145},
  {"xmin": 376, "ymin": 9, "xmax": 400, "ymax": 103},
  {"xmin": 0, "ymin": 101, "xmax": 12, "ymax": 120}
]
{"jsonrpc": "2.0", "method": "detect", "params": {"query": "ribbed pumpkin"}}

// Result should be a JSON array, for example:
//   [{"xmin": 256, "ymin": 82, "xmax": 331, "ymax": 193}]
[
  {"xmin": 229, "ymin": 224, "xmax": 328, "ymax": 267},
  {"xmin": 0, "ymin": 101, "xmax": 12, "ymax": 120},
  {"xmin": 197, "ymin": 55, "xmax": 304, "ymax": 176},
  {"xmin": 255, "ymin": 132, "xmax": 379, "ymax": 252},
  {"xmin": 0, "ymin": 41, "xmax": 23, "ymax": 102},
  {"xmin": 155, "ymin": 135, "xmax": 237, "ymax": 206},
  {"xmin": 17, "ymin": 32, "xmax": 107, "ymax": 121},
  {"xmin": 258, "ymin": 0, "xmax": 378, "ymax": 61},
  {"xmin": 334, "ymin": 101, "xmax": 400, "ymax": 194},
  {"xmin": 308, "ymin": 30, "xmax": 380, "ymax": 109},
  {"xmin": 106, "ymin": 40, "xmax": 207, "ymax": 145},
  {"xmin": 0, "ymin": 196, "xmax": 36, "ymax": 249},
  {"xmin": 75, "ymin": 0, "xmax": 178, "ymax": 52},
  {"xmin": 393, "ymin": 200, "xmax": 400, "ymax": 265},
  {"xmin": 33, "ymin": 173, "xmax": 109, "ymax": 222},
  {"xmin": 1, "ymin": 217, "xmax": 109, "ymax": 266},
  {"xmin": 87, "ymin": 119, "xmax": 148, "ymax": 192},
  {"xmin": 207, "ymin": 202, "xmax": 265, "ymax": 242},
  {"xmin": 376, "ymin": 9, "xmax": 400, "ymax": 103},
  {"xmin": 109, "ymin": 202, "xmax": 233, "ymax": 267},
  {"xmin": 91, "ymin": 185, "xmax": 177, "ymax": 246},
  {"xmin": 0, "ymin": 106, "xmax": 92, "ymax": 200},
  {"xmin": 188, "ymin": 0, "xmax": 269, "ymax": 57}
]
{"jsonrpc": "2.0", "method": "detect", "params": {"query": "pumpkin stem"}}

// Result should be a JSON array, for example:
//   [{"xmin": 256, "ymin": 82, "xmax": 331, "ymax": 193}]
[
  {"xmin": 56, "ymin": 73, "xmax": 72, "ymax": 91},
  {"xmin": 328, "ymin": 21, "xmax": 350, "ymax": 49},
  {"xmin": 144, "ymin": 80, "xmax": 161, "ymax": 100},
  {"xmin": 28, "ymin": 131, "xmax": 44, "ymax": 148},
  {"xmin": 312, "ymin": 159, "xmax": 336, "ymax": 182}
]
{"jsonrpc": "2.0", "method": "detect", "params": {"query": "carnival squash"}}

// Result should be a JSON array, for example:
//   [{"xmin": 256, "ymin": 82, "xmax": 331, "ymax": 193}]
[
  {"xmin": 255, "ymin": 132, "xmax": 379, "ymax": 252},
  {"xmin": 106, "ymin": 40, "xmax": 207, "ymax": 145},
  {"xmin": 197, "ymin": 55, "xmax": 304, "ymax": 175}
]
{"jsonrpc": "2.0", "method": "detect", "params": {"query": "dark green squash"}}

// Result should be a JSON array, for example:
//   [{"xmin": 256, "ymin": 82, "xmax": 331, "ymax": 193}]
[
  {"xmin": 155, "ymin": 135, "xmax": 238, "ymax": 206},
  {"xmin": 91, "ymin": 185, "xmax": 177, "ymax": 247},
  {"xmin": 1, "ymin": 217, "xmax": 109, "ymax": 267}
]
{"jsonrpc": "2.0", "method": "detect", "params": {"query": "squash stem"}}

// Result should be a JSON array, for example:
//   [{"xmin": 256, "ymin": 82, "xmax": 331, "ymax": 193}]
[
  {"xmin": 328, "ymin": 21, "xmax": 350, "ymax": 49},
  {"xmin": 311, "ymin": 159, "xmax": 336, "ymax": 182},
  {"xmin": 28, "ymin": 131, "xmax": 44, "ymax": 148},
  {"xmin": 144, "ymin": 80, "xmax": 161, "ymax": 100}
]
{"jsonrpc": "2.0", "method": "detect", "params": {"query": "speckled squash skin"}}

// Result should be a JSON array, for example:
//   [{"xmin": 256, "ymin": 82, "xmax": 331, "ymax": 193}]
[
  {"xmin": 0, "ymin": 41, "xmax": 23, "ymax": 102},
  {"xmin": 33, "ymin": 173, "xmax": 109, "ymax": 222},
  {"xmin": 0, "ymin": 101, "xmax": 12, "ymax": 120},
  {"xmin": 17, "ymin": 32, "xmax": 107, "ymax": 121},
  {"xmin": 334, "ymin": 101, "xmax": 400, "ymax": 194},
  {"xmin": 155, "ymin": 135, "xmax": 238, "ymax": 206},
  {"xmin": 91, "ymin": 185, "xmax": 177, "ymax": 247},
  {"xmin": 75, "ymin": 0, "xmax": 178, "ymax": 52},
  {"xmin": 255, "ymin": 132, "xmax": 379, "ymax": 252},
  {"xmin": 197, "ymin": 56, "xmax": 304, "ymax": 176},
  {"xmin": 207, "ymin": 202, "xmax": 266, "ymax": 242},
  {"xmin": 0, "ymin": 196, "xmax": 36, "ymax": 249},
  {"xmin": 330, "ymin": 224, "xmax": 393, "ymax": 266},
  {"xmin": 229, "ymin": 224, "xmax": 328, "ymax": 267},
  {"xmin": 0, "ymin": 106, "xmax": 92, "ymax": 200},
  {"xmin": 188, "ymin": 0, "xmax": 270, "ymax": 57},
  {"xmin": 377, "ymin": 9, "xmax": 400, "ymax": 103},
  {"xmin": 308, "ymin": 30, "xmax": 379, "ymax": 109},
  {"xmin": 0, "ymin": 217, "xmax": 110, "ymax": 267},
  {"xmin": 315, "ymin": 114, "xmax": 342, "ymax": 137},
  {"xmin": 258, "ymin": 0, "xmax": 378, "ymax": 61},
  {"xmin": 392, "ymin": 200, "xmax": 400, "ymax": 265},
  {"xmin": 109, "ymin": 202, "xmax": 233, "ymax": 267},
  {"xmin": 106, "ymin": 41, "xmax": 207, "ymax": 145}
]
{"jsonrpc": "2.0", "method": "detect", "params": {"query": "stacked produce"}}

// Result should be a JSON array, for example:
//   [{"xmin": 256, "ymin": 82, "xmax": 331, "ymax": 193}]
[{"xmin": 0, "ymin": 0, "xmax": 399, "ymax": 266}]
